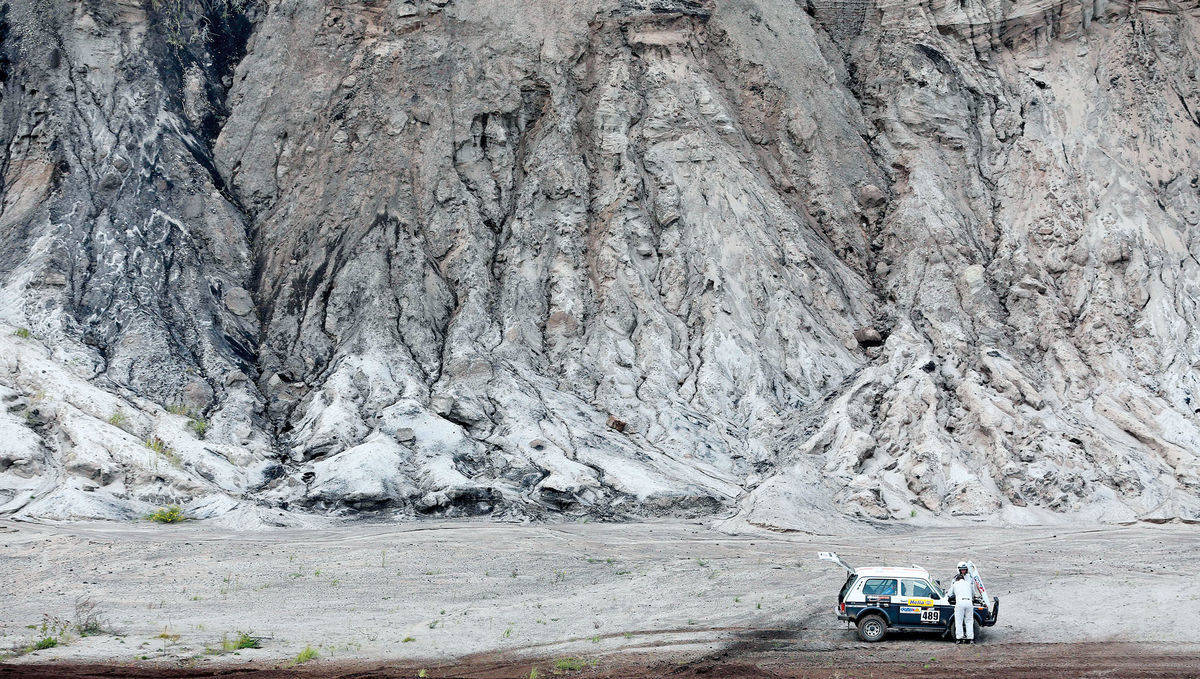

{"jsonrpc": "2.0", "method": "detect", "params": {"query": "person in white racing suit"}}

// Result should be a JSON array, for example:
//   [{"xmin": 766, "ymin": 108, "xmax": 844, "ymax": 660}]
[{"xmin": 948, "ymin": 562, "xmax": 975, "ymax": 644}]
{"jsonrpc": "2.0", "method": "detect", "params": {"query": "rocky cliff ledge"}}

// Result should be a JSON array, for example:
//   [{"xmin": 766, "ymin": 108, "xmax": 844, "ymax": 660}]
[{"xmin": 1, "ymin": 0, "xmax": 1198, "ymax": 528}]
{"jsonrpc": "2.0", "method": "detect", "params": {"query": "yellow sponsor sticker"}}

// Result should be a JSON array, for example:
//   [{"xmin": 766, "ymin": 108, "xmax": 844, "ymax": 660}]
[{"xmin": 906, "ymin": 598, "xmax": 936, "ymax": 607}]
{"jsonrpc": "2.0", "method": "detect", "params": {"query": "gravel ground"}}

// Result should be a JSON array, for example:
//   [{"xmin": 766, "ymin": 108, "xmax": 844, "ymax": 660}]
[{"xmin": 1, "ymin": 519, "xmax": 1197, "ymax": 674}]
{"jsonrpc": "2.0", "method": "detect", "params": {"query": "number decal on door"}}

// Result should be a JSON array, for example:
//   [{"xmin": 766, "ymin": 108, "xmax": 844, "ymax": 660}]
[{"xmin": 920, "ymin": 609, "xmax": 939, "ymax": 623}]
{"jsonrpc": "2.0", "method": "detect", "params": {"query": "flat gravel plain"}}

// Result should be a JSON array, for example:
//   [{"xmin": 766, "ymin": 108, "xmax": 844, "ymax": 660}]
[{"xmin": 1, "ymin": 520, "xmax": 1197, "ymax": 677}]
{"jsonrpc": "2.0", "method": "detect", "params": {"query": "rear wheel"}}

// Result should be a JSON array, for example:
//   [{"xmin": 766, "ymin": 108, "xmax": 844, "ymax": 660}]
[{"xmin": 856, "ymin": 614, "xmax": 888, "ymax": 642}]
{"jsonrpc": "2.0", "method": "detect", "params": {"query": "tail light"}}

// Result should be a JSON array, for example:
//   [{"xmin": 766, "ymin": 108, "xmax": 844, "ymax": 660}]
[{"xmin": 839, "ymin": 601, "xmax": 846, "ymax": 613}]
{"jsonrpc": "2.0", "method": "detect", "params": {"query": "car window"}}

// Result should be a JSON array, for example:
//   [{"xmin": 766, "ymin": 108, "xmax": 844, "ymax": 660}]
[
  {"xmin": 839, "ymin": 575, "xmax": 858, "ymax": 602},
  {"xmin": 901, "ymin": 578, "xmax": 936, "ymax": 598},
  {"xmin": 860, "ymin": 578, "xmax": 897, "ymax": 596}
]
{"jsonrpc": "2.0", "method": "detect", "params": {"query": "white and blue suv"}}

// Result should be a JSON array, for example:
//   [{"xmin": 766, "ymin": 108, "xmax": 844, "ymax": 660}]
[{"xmin": 819, "ymin": 552, "xmax": 1000, "ymax": 642}]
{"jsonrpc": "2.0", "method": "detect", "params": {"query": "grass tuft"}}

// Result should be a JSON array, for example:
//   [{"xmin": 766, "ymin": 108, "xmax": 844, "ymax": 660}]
[
  {"xmin": 552, "ymin": 657, "xmax": 596, "ymax": 673},
  {"xmin": 187, "ymin": 417, "xmax": 208, "ymax": 438},
  {"xmin": 225, "ymin": 631, "xmax": 260, "ymax": 651},
  {"xmin": 294, "ymin": 645, "xmax": 319, "ymax": 664},
  {"xmin": 145, "ymin": 436, "xmax": 180, "ymax": 466},
  {"xmin": 14, "ymin": 327, "xmax": 31, "ymax": 339}
]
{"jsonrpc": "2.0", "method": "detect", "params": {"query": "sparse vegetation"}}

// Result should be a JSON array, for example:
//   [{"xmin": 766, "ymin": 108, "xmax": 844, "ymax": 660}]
[
  {"xmin": 225, "ymin": 631, "xmax": 261, "ymax": 650},
  {"xmin": 552, "ymin": 657, "xmax": 596, "ymax": 673},
  {"xmin": 294, "ymin": 645, "xmax": 319, "ymax": 664},
  {"xmin": 402, "ymin": 636, "xmax": 416, "ymax": 643},
  {"xmin": 107, "ymin": 410, "xmax": 128, "ymax": 428},
  {"xmin": 14, "ymin": 327, "xmax": 31, "ymax": 339},
  {"xmin": 188, "ymin": 417, "xmax": 208, "ymax": 438},
  {"xmin": 166, "ymin": 404, "xmax": 191, "ymax": 416},
  {"xmin": 146, "ymin": 505, "xmax": 186, "ymax": 523},
  {"xmin": 206, "ymin": 630, "xmax": 261, "ymax": 655},
  {"xmin": 144, "ymin": 436, "xmax": 180, "ymax": 466},
  {"xmin": 2, "ymin": 614, "xmax": 81, "ymax": 658},
  {"xmin": 74, "ymin": 597, "xmax": 110, "ymax": 636}
]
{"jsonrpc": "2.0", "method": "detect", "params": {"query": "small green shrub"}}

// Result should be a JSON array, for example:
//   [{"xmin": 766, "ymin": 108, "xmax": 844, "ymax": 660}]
[
  {"xmin": 107, "ymin": 411, "xmax": 127, "ymax": 428},
  {"xmin": 223, "ymin": 631, "xmax": 260, "ymax": 651},
  {"xmin": 187, "ymin": 417, "xmax": 208, "ymax": 438},
  {"xmin": 31, "ymin": 637, "xmax": 57, "ymax": 651},
  {"xmin": 294, "ymin": 645, "xmax": 319, "ymax": 664},
  {"xmin": 402, "ymin": 636, "xmax": 415, "ymax": 643},
  {"xmin": 166, "ymin": 404, "xmax": 191, "ymax": 416},
  {"xmin": 14, "ymin": 327, "xmax": 31, "ymax": 339},
  {"xmin": 147, "ymin": 506, "xmax": 186, "ymax": 523}
]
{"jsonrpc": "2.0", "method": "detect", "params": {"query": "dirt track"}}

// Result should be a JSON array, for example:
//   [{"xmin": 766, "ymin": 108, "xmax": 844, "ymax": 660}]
[{"xmin": 4, "ymin": 642, "xmax": 1200, "ymax": 679}]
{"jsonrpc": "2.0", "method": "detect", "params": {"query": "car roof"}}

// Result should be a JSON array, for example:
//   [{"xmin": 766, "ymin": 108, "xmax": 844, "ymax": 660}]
[{"xmin": 854, "ymin": 566, "xmax": 931, "ymax": 579}]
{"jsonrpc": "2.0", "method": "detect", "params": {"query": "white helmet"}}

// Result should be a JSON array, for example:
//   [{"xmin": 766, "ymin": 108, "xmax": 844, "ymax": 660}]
[{"xmin": 957, "ymin": 561, "xmax": 968, "ymax": 570}]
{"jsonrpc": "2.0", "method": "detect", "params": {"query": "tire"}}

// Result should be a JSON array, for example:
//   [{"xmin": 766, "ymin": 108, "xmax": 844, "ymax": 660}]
[
  {"xmin": 973, "ymin": 619, "xmax": 983, "ymax": 641},
  {"xmin": 856, "ymin": 614, "xmax": 888, "ymax": 642}
]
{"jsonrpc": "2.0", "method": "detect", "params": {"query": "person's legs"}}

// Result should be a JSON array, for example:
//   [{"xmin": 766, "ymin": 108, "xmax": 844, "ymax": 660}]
[{"xmin": 956, "ymin": 602, "xmax": 973, "ymax": 642}]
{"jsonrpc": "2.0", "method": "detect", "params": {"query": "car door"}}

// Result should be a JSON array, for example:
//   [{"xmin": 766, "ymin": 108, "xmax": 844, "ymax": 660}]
[
  {"xmin": 898, "ymin": 578, "xmax": 942, "ymax": 628},
  {"xmin": 859, "ymin": 577, "xmax": 899, "ymax": 624}
]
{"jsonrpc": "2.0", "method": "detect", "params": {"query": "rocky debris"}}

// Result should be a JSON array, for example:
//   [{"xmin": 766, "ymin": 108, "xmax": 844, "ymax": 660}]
[
  {"xmin": 0, "ymin": 0, "xmax": 1198, "ymax": 528},
  {"xmin": 853, "ymin": 327, "xmax": 885, "ymax": 347}
]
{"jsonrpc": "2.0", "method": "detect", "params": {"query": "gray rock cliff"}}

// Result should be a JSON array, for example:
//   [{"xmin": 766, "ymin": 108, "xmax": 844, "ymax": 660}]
[{"xmin": 1, "ymin": 0, "xmax": 1197, "ymax": 528}]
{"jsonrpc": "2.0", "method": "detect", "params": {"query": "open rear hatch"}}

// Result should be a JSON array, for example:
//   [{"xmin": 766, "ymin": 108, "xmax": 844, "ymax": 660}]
[
  {"xmin": 818, "ymin": 552, "xmax": 858, "ymax": 609},
  {"xmin": 818, "ymin": 551, "xmax": 855, "ymax": 574}
]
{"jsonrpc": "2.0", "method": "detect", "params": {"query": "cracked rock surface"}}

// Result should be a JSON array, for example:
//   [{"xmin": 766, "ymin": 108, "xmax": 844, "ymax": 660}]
[{"xmin": 1, "ymin": 0, "xmax": 1198, "ymax": 528}]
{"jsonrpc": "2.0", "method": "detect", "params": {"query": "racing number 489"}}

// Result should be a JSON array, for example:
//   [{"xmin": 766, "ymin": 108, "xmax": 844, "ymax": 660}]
[{"xmin": 920, "ymin": 609, "xmax": 939, "ymax": 623}]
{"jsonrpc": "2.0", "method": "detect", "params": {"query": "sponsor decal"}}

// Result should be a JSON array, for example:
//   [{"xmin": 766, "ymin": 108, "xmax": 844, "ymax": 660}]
[
  {"xmin": 899, "ymin": 606, "xmax": 921, "ymax": 614},
  {"xmin": 906, "ymin": 597, "xmax": 936, "ymax": 607},
  {"xmin": 866, "ymin": 595, "xmax": 891, "ymax": 604}
]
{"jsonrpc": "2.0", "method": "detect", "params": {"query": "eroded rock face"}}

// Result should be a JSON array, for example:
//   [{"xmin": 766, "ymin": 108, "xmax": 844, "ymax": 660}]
[{"xmin": 0, "ymin": 0, "xmax": 1197, "ymax": 528}]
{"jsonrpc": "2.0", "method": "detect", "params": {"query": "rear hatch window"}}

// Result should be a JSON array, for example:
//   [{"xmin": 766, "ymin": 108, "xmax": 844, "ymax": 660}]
[{"xmin": 838, "ymin": 574, "xmax": 857, "ymax": 603}]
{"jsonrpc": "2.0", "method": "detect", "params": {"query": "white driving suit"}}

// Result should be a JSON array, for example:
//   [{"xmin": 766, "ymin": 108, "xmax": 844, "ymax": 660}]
[{"xmin": 948, "ymin": 577, "xmax": 974, "ymax": 640}]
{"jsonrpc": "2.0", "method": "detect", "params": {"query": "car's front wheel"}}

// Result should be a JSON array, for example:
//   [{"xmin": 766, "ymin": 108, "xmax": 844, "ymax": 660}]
[{"xmin": 856, "ymin": 614, "xmax": 888, "ymax": 642}]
